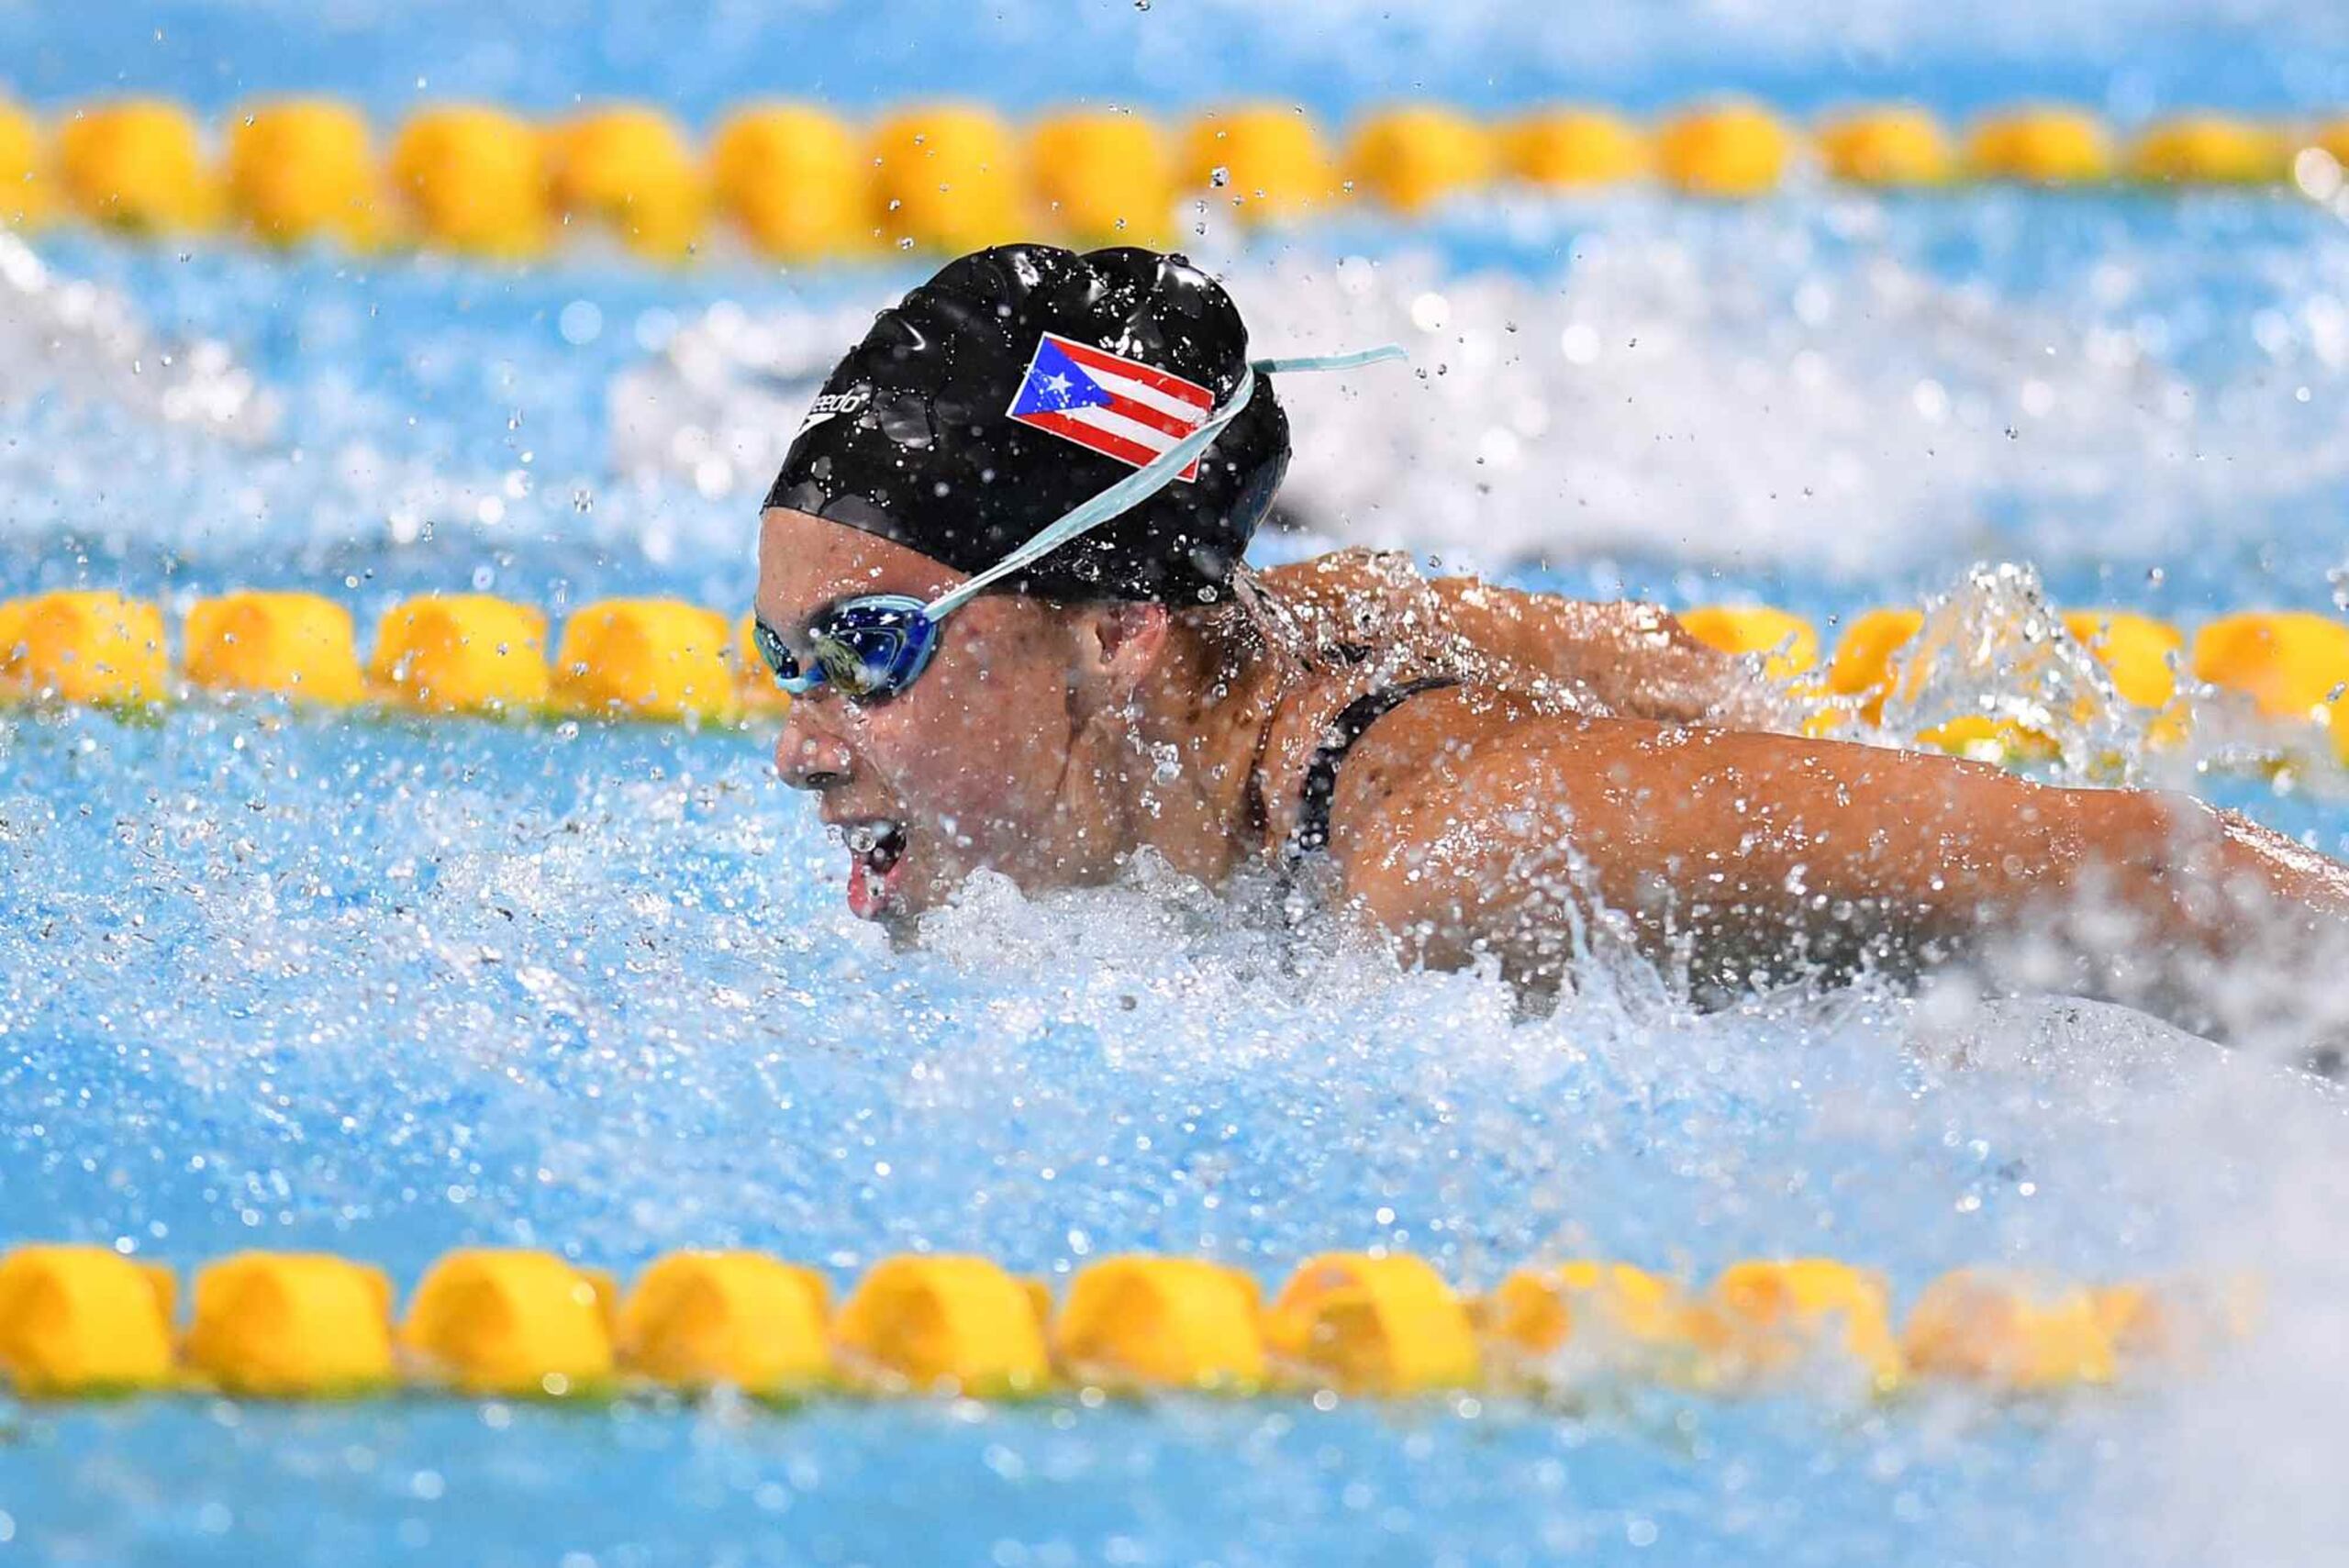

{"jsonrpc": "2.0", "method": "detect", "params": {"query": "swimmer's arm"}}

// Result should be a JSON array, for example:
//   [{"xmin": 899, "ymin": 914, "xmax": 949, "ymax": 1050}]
[{"xmin": 1330, "ymin": 708, "xmax": 2349, "ymax": 1018}]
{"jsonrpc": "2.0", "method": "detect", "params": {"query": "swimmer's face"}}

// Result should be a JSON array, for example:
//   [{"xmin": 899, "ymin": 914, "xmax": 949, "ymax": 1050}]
[{"xmin": 757, "ymin": 507, "xmax": 1149, "ymax": 925}]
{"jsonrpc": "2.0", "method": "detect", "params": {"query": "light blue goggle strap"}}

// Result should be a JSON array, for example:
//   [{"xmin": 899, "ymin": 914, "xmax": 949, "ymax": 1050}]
[{"xmin": 922, "ymin": 343, "xmax": 1408, "ymax": 619}]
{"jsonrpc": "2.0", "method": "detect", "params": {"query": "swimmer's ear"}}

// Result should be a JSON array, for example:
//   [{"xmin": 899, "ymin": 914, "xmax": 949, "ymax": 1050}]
[{"xmin": 1071, "ymin": 600, "xmax": 1173, "ymax": 707}]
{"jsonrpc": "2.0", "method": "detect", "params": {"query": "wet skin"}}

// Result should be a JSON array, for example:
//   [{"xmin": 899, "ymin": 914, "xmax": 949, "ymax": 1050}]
[
  {"xmin": 759, "ymin": 507, "xmax": 2349, "ymax": 1030},
  {"xmin": 1305, "ymin": 685, "xmax": 2349, "ymax": 1006}
]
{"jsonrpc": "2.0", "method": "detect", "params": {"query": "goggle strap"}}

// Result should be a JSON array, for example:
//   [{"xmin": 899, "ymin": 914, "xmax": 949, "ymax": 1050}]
[
  {"xmin": 1251, "ymin": 345, "xmax": 1410, "ymax": 376},
  {"xmin": 923, "ymin": 344, "xmax": 1406, "ymax": 619}
]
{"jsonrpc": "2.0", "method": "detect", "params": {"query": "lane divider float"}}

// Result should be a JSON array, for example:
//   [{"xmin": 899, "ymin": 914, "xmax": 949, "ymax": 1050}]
[
  {"xmin": 0, "ymin": 96, "xmax": 2343, "ymax": 263},
  {"xmin": 0, "ymin": 1243, "xmax": 2238, "ymax": 1405},
  {"xmin": 0, "ymin": 588, "xmax": 773, "ymax": 722}
]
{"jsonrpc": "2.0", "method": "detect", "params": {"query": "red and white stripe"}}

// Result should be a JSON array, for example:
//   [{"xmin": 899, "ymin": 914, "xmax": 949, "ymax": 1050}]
[{"xmin": 1008, "ymin": 332, "xmax": 1218, "ymax": 482}]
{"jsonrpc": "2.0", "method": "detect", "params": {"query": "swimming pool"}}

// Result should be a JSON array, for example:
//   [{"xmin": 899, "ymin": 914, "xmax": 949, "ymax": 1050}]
[{"xmin": 10, "ymin": 3, "xmax": 2349, "ymax": 1564}]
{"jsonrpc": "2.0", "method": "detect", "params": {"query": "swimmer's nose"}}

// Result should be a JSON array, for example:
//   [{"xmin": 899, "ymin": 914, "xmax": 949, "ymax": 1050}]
[{"xmin": 774, "ymin": 707, "xmax": 854, "ymax": 791}]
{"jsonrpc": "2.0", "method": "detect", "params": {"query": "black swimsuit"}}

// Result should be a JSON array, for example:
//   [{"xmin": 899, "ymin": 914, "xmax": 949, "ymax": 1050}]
[{"xmin": 1284, "ymin": 677, "xmax": 1460, "ymax": 864}]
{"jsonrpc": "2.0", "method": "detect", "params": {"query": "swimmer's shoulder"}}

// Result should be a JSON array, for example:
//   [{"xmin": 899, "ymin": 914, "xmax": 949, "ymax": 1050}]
[
  {"xmin": 1253, "ymin": 548, "xmax": 1434, "ymax": 640},
  {"xmin": 1252, "ymin": 674, "xmax": 1540, "ymax": 860},
  {"xmin": 1256, "ymin": 545, "xmax": 1418, "ymax": 596},
  {"xmin": 1286, "ymin": 690, "xmax": 1726, "ymax": 936}
]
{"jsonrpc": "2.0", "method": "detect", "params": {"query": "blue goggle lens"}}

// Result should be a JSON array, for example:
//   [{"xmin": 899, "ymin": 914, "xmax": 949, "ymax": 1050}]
[{"xmin": 753, "ymin": 595, "xmax": 939, "ymax": 704}]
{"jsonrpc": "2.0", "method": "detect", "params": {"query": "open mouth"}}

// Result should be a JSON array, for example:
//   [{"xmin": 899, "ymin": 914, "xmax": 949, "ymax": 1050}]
[{"xmin": 842, "ymin": 818, "xmax": 908, "ymax": 920}]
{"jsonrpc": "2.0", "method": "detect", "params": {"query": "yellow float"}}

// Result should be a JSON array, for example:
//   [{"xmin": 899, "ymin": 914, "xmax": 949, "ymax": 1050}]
[
  {"xmin": 552, "ymin": 598, "xmax": 736, "ymax": 723},
  {"xmin": 368, "ymin": 595, "xmax": 551, "ymax": 715},
  {"xmin": 1966, "ymin": 106, "xmax": 2113, "ymax": 184},
  {"xmin": 2314, "ymin": 119, "xmax": 2349, "ymax": 171},
  {"xmin": 0, "ymin": 1245, "xmax": 178, "ymax": 1396},
  {"xmin": 1821, "ymin": 606, "xmax": 1925, "ymax": 725},
  {"xmin": 2191, "ymin": 610, "xmax": 2349, "ymax": 723},
  {"xmin": 184, "ymin": 1252, "xmax": 396, "ymax": 1396},
  {"xmin": 1480, "ymin": 1260, "xmax": 1705, "ymax": 1388},
  {"xmin": 1679, "ymin": 604, "xmax": 1820, "ymax": 681},
  {"xmin": 1029, "ymin": 110, "xmax": 1174, "ymax": 248},
  {"xmin": 868, "ymin": 104, "xmax": 1025, "ymax": 255},
  {"xmin": 2063, "ymin": 608, "xmax": 2190, "ymax": 747},
  {"xmin": 831, "ymin": 1254, "xmax": 1052, "ymax": 1396},
  {"xmin": 55, "ymin": 98, "xmax": 217, "ymax": 231},
  {"xmin": 1815, "ymin": 105, "xmax": 1954, "ymax": 186},
  {"xmin": 1707, "ymin": 1258, "xmax": 1904, "ymax": 1392},
  {"xmin": 0, "ymin": 590, "xmax": 171, "ymax": 707},
  {"xmin": 1901, "ymin": 1270, "xmax": 2116, "ymax": 1389},
  {"xmin": 399, "ymin": 1249, "xmax": 616, "ymax": 1396},
  {"xmin": 2062, "ymin": 609, "xmax": 2185, "ymax": 711},
  {"xmin": 546, "ymin": 105, "xmax": 705, "ymax": 260},
  {"xmin": 388, "ymin": 105, "xmax": 550, "ymax": 258},
  {"xmin": 2130, "ymin": 115, "xmax": 2287, "ymax": 185},
  {"xmin": 225, "ymin": 99, "xmax": 383, "ymax": 247},
  {"xmin": 1344, "ymin": 105, "xmax": 1494, "ymax": 214},
  {"xmin": 1498, "ymin": 107, "xmax": 1649, "ymax": 188},
  {"xmin": 1180, "ymin": 104, "xmax": 1341, "ymax": 219},
  {"xmin": 0, "ymin": 100, "xmax": 52, "ymax": 228},
  {"xmin": 708, "ymin": 103, "xmax": 866, "ymax": 261},
  {"xmin": 1052, "ymin": 1255, "xmax": 1266, "ymax": 1392},
  {"xmin": 184, "ymin": 590, "xmax": 367, "ymax": 705},
  {"xmin": 1656, "ymin": 100, "xmax": 1792, "ymax": 197},
  {"xmin": 617, "ymin": 1251, "xmax": 833, "ymax": 1395},
  {"xmin": 1262, "ymin": 1252, "xmax": 1480, "ymax": 1395}
]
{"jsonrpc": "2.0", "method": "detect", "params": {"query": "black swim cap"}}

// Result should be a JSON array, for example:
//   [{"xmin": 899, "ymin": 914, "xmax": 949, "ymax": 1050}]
[{"xmin": 765, "ymin": 243, "xmax": 1289, "ymax": 604}]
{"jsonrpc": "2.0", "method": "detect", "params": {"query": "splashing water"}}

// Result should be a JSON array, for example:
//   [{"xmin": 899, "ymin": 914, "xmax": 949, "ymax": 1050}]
[
  {"xmin": 1869, "ymin": 562, "xmax": 2153, "ymax": 783},
  {"xmin": 7, "ymin": 114, "xmax": 2349, "ymax": 1568},
  {"xmin": 0, "ymin": 232, "xmax": 275, "ymax": 440}
]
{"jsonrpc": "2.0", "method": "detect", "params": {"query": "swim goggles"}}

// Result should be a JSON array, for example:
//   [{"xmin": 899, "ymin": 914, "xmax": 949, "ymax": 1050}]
[{"xmin": 753, "ymin": 344, "xmax": 1405, "ymax": 705}]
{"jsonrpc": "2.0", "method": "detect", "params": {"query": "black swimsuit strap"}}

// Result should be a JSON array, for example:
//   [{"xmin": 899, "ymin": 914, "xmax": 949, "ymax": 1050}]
[{"xmin": 1286, "ymin": 677, "xmax": 1460, "ymax": 863}]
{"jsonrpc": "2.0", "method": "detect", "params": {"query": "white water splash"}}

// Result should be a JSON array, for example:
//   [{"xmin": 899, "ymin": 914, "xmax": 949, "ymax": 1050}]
[
  {"xmin": 1869, "ymin": 562, "xmax": 2154, "ymax": 780},
  {"xmin": 0, "ymin": 233, "xmax": 275, "ymax": 443}
]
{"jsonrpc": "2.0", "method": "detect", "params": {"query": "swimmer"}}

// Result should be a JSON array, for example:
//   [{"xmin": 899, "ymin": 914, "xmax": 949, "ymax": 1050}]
[{"xmin": 755, "ymin": 245, "xmax": 2349, "ymax": 1041}]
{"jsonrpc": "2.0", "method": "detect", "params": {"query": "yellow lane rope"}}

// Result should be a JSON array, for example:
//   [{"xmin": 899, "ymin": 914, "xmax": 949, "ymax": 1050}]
[
  {"xmin": 6, "ymin": 589, "xmax": 2346, "ymax": 770},
  {"xmin": 0, "ymin": 98, "xmax": 2342, "ymax": 262},
  {"xmin": 0, "ymin": 1243, "xmax": 2237, "ymax": 1401}
]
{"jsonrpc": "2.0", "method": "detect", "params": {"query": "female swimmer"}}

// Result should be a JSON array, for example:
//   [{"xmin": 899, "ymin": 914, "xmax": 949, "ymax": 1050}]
[{"xmin": 753, "ymin": 245, "xmax": 2349, "ymax": 1036}]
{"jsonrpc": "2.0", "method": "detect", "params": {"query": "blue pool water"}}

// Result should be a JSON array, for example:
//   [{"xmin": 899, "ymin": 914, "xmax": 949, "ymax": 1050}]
[
  {"xmin": 5, "ymin": 703, "xmax": 2328, "ymax": 1568},
  {"xmin": 10, "ymin": 3, "xmax": 2349, "ymax": 1564},
  {"xmin": 9, "ymin": 0, "xmax": 2349, "ymax": 120}
]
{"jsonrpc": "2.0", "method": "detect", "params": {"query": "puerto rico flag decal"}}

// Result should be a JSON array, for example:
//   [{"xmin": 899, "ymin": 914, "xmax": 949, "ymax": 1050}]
[{"xmin": 1006, "ymin": 332, "xmax": 1216, "ymax": 482}]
